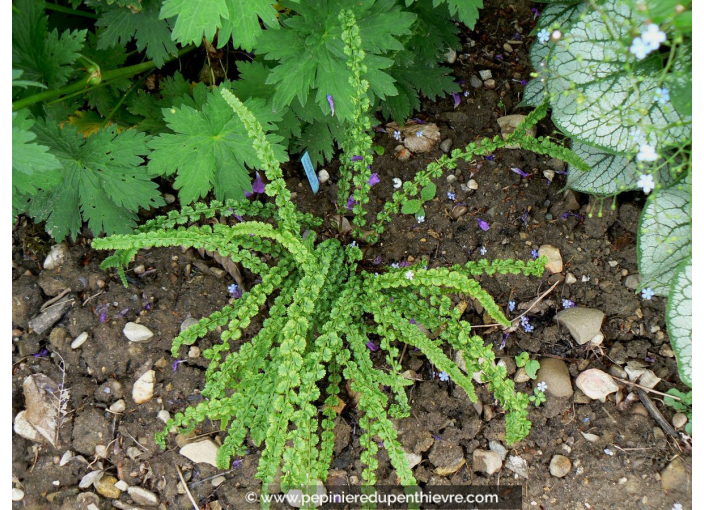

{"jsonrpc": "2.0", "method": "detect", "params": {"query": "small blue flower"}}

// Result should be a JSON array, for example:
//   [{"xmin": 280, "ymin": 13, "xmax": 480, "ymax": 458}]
[
  {"xmin": 228, "ymin": 284, "xmax": 242, "ymax": 299},
  {"xmin": 463, "ymin": 90, "xmax": 469, "ymax": 97},
  {"xmin": 524, "ymin": 323, "xmax": 534, "ymax": 333},
  {"xmin": 350, "ymin": 241, "xmax": 357, "ymax": 248},
  {"xmin": 390, "ymin": 262, "xmax": 400, "ymax": 269},
  {"xmin": 654, "ymin": 87, "xmax": 670, "ymax": 105},
  {"xmin": 531, "ymin": 248, "xmax": 539, "ymax": 259},
  {"xmin": 393, "ymin": 130, "xmax": 401, "ymax": 141},
  {"xmin": 537, "ymin": 28, "xmax": 550, "ymax": 44},
  {"xmin": 438, "ymin": 371, "xmax": 450, "ymax": 382},
  {"xmin": 508, "ymin": 301, "xmax": 516, "ymax": 312},
  {"xmin": 416, "ymin": 131, "xmax": 424, "ymax": 137},
  {"xmin": 520, "ymin": 316, "xmax": 529, "ymax": 327},
  {"xmin": 641, "ymin": 287, "xmax": 655, "ymax": 300},
  {"xmin": 536, "ymin": 381, "xmax": 547, "ymax": 392},
  {"xmin": 479, "ymin": 246, "xmax": 487, "ymax": 256},
  {"xmin": 562, "ymin": 299, "xmax": 575, "ymax": 309},
  {"xmin": 629, "ymin": 36, "xmax": 650, "ymax": 59},
  {"xmin": 447, "ymin": 192, "xmax": 456, "ymax": 201}
]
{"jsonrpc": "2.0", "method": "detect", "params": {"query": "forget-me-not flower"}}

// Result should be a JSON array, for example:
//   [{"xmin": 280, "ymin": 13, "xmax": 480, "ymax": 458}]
[
  {"xmin": 508, "ymin": 300, "xmax": 516, "ymax": 312},
  {"xmin": 393, "ymin": 130, "xmax": 401, "ymax": 141},
  {"xmin": 637, "ymin": 174, "xmax": 655, "ymax": 194},
  {"xmin": 439, "ymin": 371, "xmax": 450, "ymax": 382},
  {"xmin": 654, "ymin": 87, "xmax": 670, "ymax": 105},
  {"xmin": 562, "ymin": 299, "xmax": 575, "ymax": 309},
  {"xmin": 405, "ymin": 270, "xmax": 415, "ymax": 281},
  {"xmin": 416, "ymin": 131, "xmax": 424, "ymax": 137},
  {"xmin": 637, "ymin": 144, "xmax": 659, "ymax": 162},
  {"xmin": 641, "ymin": 287, "xmax": 655, "ymax": 300},
  {"xmin": 479, "ymin": 246, "xmax": 487, "ymax": 256},
  {"xmin": 537, "ymin": 381, "xmax": 547, "ymax": 392},
  {"xmin": 447, "ymin": 191, "xmax": 456, "ymax": 201},
  {"xmin": 629, "ymin": 37, "xmax": 650, "ymax": 59},
  {"xmin": 537, "ymin": 28, "xmax": 550, "ymax": 44},
  {"xmin": 417, "ymin": 215, "xmax": 425, "ymax": 223},
  {"xmin": 641, "ymin": 24, "xmax": 666, "ymax": 51}
]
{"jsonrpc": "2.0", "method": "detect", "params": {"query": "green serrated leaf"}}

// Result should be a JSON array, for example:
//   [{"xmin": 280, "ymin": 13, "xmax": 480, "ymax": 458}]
[
  {"xmin": 12, "ymin": 0, "xmax": 87, "ymax": 90},
  {"xmin": 401, "ymin": 200, "xmax": 421, "ymax": 214},
  {"xmin": 28, "ymin": 122, "xmax": 164, "ymax": 241},
  {"xmin": 637, "ymin": 177, "xmax": 691, "ymax": 295},
  {"xmin": 666, "ymin": 258, "xmax": 691, "ymax": 387},
  {"xmin": 420, "ymin": 182, "xmax": 436, "ymax": 202},
  {"xmin": 147, "ymin": 87, "xmax": 288, "ymax": 204},
  {"xmin": 97, "ymin": 0, "xmax": 177, "ymax": 68}
]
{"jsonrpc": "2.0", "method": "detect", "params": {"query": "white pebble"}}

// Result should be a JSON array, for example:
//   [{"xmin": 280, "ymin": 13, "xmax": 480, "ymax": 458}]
[
  {"xmin": 132, "ymin": 370, "xmax": 155, "ymax": 404},
  {"xmin": 43, "ymin": 244, "xmax": 68, "ymax": 270},
  {"xmin": 12, "ymin": 488, "xmax": 24, "ymax": 501},
  {"xmin": 157, "ymin": 410, "xmax": 171, "ymax": 424},
  {"xmin": 188, "ymin": 346, "xmax": 201, "ymax": 358},
  {"xmin": 124, "ymin": 322, "xmax": 154, "ymax": 342},
  {"xmin": 392, "ymin": 178, "xmax": 403, "ymax": 189},
  {"xmin": 115, "ymin": 480, "xmax": 129, "ymax": 491},
  {"xmin": 467, "ymin": 179, "xmax": 479, "ymax": 190},
  {"xmin": 318, "ymin": 169, "xmax": 330, "ymax": 183},
  {"xmin": 71, "ymin": 332, "xmax": 89, "ymax": 349},
  {"xmin": 109, "ymin": 399, "xmax": 126, "ymax": 413}
]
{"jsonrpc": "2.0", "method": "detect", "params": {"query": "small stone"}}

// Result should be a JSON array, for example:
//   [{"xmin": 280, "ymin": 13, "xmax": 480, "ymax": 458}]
[
  {"xmin": 95, "ymin": 444, "xmax": 109, "ymax": 459},
  {"xmin": 22, "ymin": 374, "xmax": 63, "ymax": 447},
  {"xmin": 631, "ymin": 404, "xmax": 649, "ymax": 417},
  {"xmin": 109, "ymin": 399, "xmax": 126, "ymax": 413},
  {"xmin": 133, "ymin": 264, "xmax": 146, "ymax": 275},
  {"xmin": 429, "ymin": 442, "xmax": 466, "ymax": 476},
  {"xmin": 444, "ymin": 48, "xmax": 457, "ymax": 64},
  {"xmin": 672, "ymin": 413, "xmax": 688, "ymax": 429},
  {"xmin": 555, "ymin": 307, "xmax": 605, "ymax": 345},
  {"xmin": 660, "ymin": 457, "xmax": 688, "ymax": 491},
  {"xmin": 473, "ymin": 449, "xmax": 502, "ymax": 476},
  {"xmin": 503, "ymin": 43, "xmax": 513, "ymax": 53},
  {"xmin": 43, "ymin": 243, "xmax": 69, "ymax": 270},
  {"xmin": 469, "ymin": 75, "xmax": 483, "ymax": 89},
  {"xmin": 575, "ymin": 369, "xmax": 618, "ymax": 401},
  {"xmin": 446, "ymin": 174, "xmax": 457, "ymax": 183},
  {"xmin": 565, "ymin": 273, "xmax": 577, "ymax": 284},
  {"xmin": 514, "ymin": 367, "xmax": 530, "ymax": 383},
  {"xmin": 638, "ymin": 370, "xmax": 661, "ymax": 389},
  {"xmin": 608, "ymin": 365, "xmax": 627, "ymax": 379},
  {"xmin": 498, "ymin": 356, "xmax": 517, "ymax": 376},
  {"xmin": 12, "ymin": 488, "xmax": 24, "ymax": 501},
  {"xmin": 497, "ymin": 115, "xmax": 537, "ymax": 149},
  {"xmin": 286, "ymin": 480, "xmax": 326, "ymax": 508},
  {"xmin": 211, "ymin": 476, "xmax": 226, "ymax": 487},
  {"xmin": 405, "ymin": 451, "xmax": 423, "ymax": 469},
  {"xmin": 180, "ymin": 317, "xmax": 199, "ymax": 332},
  {"xmin": 164, "ymin": 193, "xmax": 176, "ymax": 204},
  {"xmin": 157, "ymin": 410, "xmax": 171, "ymax": 423},
  {"xmin": 467, "ymin": 179, "xmax": 479, "ymax": 190},
  {"xmin": 505, "ymin": 455, "xmax": 529, "ymax": 479},
  {"xmin": 479, "ymin": 70, "xmax": 492, "ymax": 81},
  {"xmin": 659, "ymin": 344, "xmax": 675, "ymax": 357},
  {"xmin": 180, "ymin": 439, "xmax": 220, "ymax": 468},
  {"xmin": 14, "ymin": 411, "xmax": 42, "ymax": 442},
  {"xmin": 395, "ymin": 145, "xmax": 411, "ymax": 161},
  {"xmin": 489, "ymin": 441, "xmax": 507, "ymax": 460},
  {"xmin": 115, "ymin": 480, "xmax": 129, "ymax": 491},
  {"xmin": 451, "ymin": 205, "xmax": 469, "ymax": 220},
  {"xmin": 318, "ymin": 169, "xmax": 330, "ymax": 184},
  {"xmin": 546, "ymin": 158, "xmax": 567, "ymax": 172},
  {"xmin": 123, "ymin": 322, "xmax": 154, "ymax": 343},
  {"xmin": 580, "ymin": 431, "xmax": 600, "ymax": 443},
  {"xmin": 127, "ymin": 487, "xmax": 159, "ymax": 507},
  {"xmin": 543, "ymin": 169, "xmax": 555, "ymax": 182},
  {"xmin": 484, "ymin": 79, "xmax": 496, "ymax": 89},
  {"xmin": 535, "ymin": 358, "xmax": 573, "ymax": 398},
  {"xmin": 71, "ymin": 332, "xmax": 89, "ymax": 349},
  {"xmin": 440, "ymin": 139, "xmax": 453, "ymax": 153},
  {"xmin": 132, "ymin": 370, "xmax": 155, "ymax": 404},
  {"xmin": 188, "ymin": 346, "xmax": 201, "ymax": 358},
  {"xmin": 96, "ymin": 475, "xmax": 121, "ymax": 499},
  {"xmin": 538, "ymin": 244, "xmax": 563, "ymax": 273},
  {"xmin": 624, "ymin": 274, "xmax": 641, "ymax": 290},
  {"xmin": 549, "ymin": 455, "xmax": 572, "ymax": 477}
]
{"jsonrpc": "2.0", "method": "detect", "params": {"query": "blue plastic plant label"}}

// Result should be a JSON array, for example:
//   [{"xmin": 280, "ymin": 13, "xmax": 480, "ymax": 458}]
[{"xmin": 301, "ymin": 151, "xmax": 319, "ymax": 194}]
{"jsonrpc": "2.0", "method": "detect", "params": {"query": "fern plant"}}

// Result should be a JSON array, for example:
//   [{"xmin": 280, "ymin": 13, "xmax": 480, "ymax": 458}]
[
  {"xmin": 94, "ymin": 11, "xmax": 583, "ymax": 505},
  {"xmin": 522, "ymin": 0, "xmax": 692, "ymax": 388}
]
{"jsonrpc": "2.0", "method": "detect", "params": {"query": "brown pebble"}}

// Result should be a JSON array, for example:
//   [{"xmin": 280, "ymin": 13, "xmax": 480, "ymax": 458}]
[{"xmin": 451, "ymin": 205, "xmax": 469, "ymax": 219}]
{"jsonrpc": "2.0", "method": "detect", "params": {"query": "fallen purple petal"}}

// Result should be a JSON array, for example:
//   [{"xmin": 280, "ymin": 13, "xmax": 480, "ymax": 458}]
[
  {"xmin": 347, "ymin": 195, "xmax": 356, "ymax": 211},
  {"xmin": 412, "ymin": 118, "xmax": 427, "ymax": 124},
  {"xmin": 251, "ymin": 172, "xmax": 265, "ymax": 194},
  {"xmin": 373, "ymin": 255, "xmax": 382, "ymax": 265},
  {"xmin": 510, "ymin": 167, "xmax": 530, "ymax": 178},
  {"xmin": 366, "ymin": 341, "xmax": 379, "ymax": 352},
  {"xmin": 452, "ymin": 92, "xmax": 461, "ymax": 109},
  {"xmin": 484, "ymin": 155, "xmax": 495, "ymax": 161},
  {"xmin": 326, "ymin": 94, "xmax": 335, "ymax": 116},
  {"xmin": 351, "ymin": 155, "xmax": 363, "ymax": 162},
  {"xmin": 232, "ymin": 459, "xmax": 243, "ymax": 469},
  {"xmin": 173, "ymin": 360, "xmax": 186, "ymax": 372},
  {"xmin": 33, "ymin": 348, "xmax": 50, "ymax": 357},
  {"xmin": 477, "ymin": 218, "xmax": 490, "ymax": 231},
  {"xmin": 409, "ymin": 318, "xmax": 417, "ymax": 325},
  {"xmin": 367, "ymin": 173, "xmax": 380, "ymax": 187}
]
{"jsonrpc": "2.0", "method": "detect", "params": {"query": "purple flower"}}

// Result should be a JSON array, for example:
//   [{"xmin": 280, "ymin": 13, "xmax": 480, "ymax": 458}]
[
  {"xmin": 495, "ymin": 54, "xmax": 503, "ymax": 61},
  {"xmin": 100, "ymin": 309, "xmax": 108, "ymax": 323},
  {"xmin": 500, "ymin": 332, "xmax": 509, "ymax": 350},
  {"xmin": 531, "ymin": 248, "xmax": 539, "ymax": 259},
  {"xmin": 477, "ymin": 218, "xmax": 490, "ymax": 231},
  {"xmin": 232, "ymin": 459, "xmax": 243, "ymax": 469},
  {"xmin": 33, "ymin": 348, "xmax": 50, "ymax": 357},
  {"xmin": 432, "ymin": 434, "xmax": 444, "ymax": 441},
  {"xmin": 373, "ymin": 255, "xmax": 382, "ymax": 265},
  {"xmin": 346, "ymin": 195, "xmax": 356, "ymax": 211},
  {"xmin": 228, "ymin": 284, "xmax": 242, "ymax": 299},
  {"xmin": 367, "ymin": 173, "xmax": 380, "ymax": 187},
  {"xmin": 173, "ymin": 359, "xmax": 186, "ymax": 372},
  {"xmin": 644, "ymin": 356, "xmax": 655, "ymax": 363},
  {"xmin": 510, "ymin": 167, "xmax": 530, "ymax": 178},
  {"xmin": 412, "ymin": 118, "xmax": 427, "ymax": 124},
  {"xmin": 452, "ymin": 92, "xmax": 461, "ymax": 109},
  {"xmin": 530, "ymin": 7, "xmax": 540, "ymax": 19},
  {"xmin": 562, "ymin": 299, "xmax": 575, "ymax": 309},
  {"xmin": 244, "ymin": 172, "xmax": 265, "ymax": 197},
  {"xmin": 399, "ymin": 260, "xmax": 410, "ymax": 268},
  {"xmin": 484, "ymin": 155, "xmax": 495, "ymax": 161},
  {"xmin": 366, "ymin": 341, "xmax": 379, "ymax": 352},
  {"xmin": 327, "ymin": 94, "xmax": 335, "ymax": 116},
  {"xmin": 409, "ymin": 318, "xmax": 417, "ymax": 325},
  {"xmin": 351, "ymin": 155, "xmax": 363, "ymax": 162}
]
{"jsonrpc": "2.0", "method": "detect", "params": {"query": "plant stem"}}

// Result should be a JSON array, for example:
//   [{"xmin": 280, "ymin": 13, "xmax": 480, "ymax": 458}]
[
  {"xmin": 44, "ymin": 2, "xmax": 99, "ymax": 19},
  {"xmin": 12, "ymin": 45, "xmax": 196, "ymax": 111},
  {"xmin": 101, "ymin": 72, "xmax": 151, "ymax": 127}
]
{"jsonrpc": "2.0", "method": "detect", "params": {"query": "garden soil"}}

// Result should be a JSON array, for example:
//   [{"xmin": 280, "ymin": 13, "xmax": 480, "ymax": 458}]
[{"xmin": 11, "ymin": 0, "xmax": 691, "ymax": 508}]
